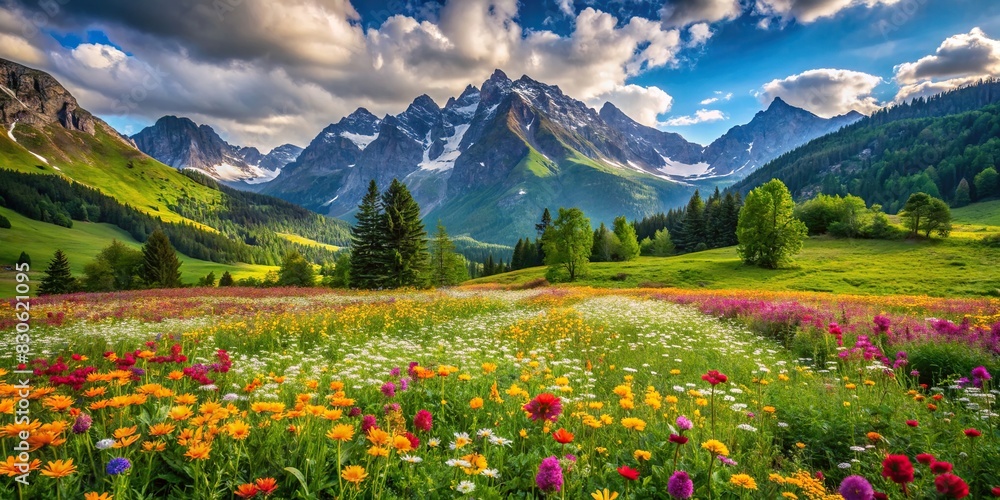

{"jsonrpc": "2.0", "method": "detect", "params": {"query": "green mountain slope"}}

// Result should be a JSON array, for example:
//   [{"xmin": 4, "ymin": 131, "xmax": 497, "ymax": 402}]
[{"xmin": 734, "ymin": 80, "xmax": 1000, "ymax": 213}]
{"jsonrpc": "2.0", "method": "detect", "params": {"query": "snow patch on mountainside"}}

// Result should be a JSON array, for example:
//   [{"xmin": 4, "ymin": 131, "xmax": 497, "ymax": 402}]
[
  {"xmin": 244, "ymin": 168, "xmax": 282, "ymax": 184},
  {"xmin": 658, "ymin": 155, "xmax": 711, "ymax": 177},
  {"xmin": 419, "ymin": 123, "xmax": 469, "ymax": 172},
  {"xmin": 7, "ymin": 122, "xmax": 16, "ymax": 142},
  {"xmin": 340, "ymin": 132, "xmax": 378, "ymax": 150}
]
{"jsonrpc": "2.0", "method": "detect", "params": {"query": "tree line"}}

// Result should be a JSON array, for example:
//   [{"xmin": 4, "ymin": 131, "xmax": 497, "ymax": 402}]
[{"xmin": 0, "ymin": 168, "xmax": 342, "ymax": 266}]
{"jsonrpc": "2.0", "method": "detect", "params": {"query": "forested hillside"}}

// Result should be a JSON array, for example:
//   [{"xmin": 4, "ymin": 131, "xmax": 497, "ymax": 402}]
[{"xmin": 735, "ymin": 79, "xmax": 1000, "ymax": 212}]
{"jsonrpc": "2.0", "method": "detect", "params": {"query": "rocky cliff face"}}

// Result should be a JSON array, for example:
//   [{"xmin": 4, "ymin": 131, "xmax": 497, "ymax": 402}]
[
  {"xmin": 0, "ymin": 58, "xmax": 95, "ymax": 135},
  {"xmin": 132, "ymin": 116, "xmax": 300, "ymax": 183}
]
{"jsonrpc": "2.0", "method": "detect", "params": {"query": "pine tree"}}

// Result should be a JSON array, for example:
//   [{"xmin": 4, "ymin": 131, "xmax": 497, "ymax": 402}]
[
  {"xmin": 954, "ymin": 178, "xmax": 971, "ymax": 207},
  {"xmin": 678, "ymin": 190, "xmax": 706, "ymax": 252},
  {"xmin": 535, "ymin": 208, "xmax": 552, "ymax": 237},
  {"xmin": 350, "ymin": 180, "xmax": 387, "ymax": 289},
  {"xmin": 17, "ymin": 251, "xmax": 31, "ymax": 267},
  {"xmin": 429, "ymin": 221, "xmax": 468, "ymax": 286},
  {"xmin": 218, "ymin": 271, "xmax": 235, "ymax": 287},
  {"xmin": 511, "ymin": 239, "xmax": 525, "ymax": 270},
  {"xmin": 38, "ymin": 249, "xmax": 76, "ymax": 295},
  {"xmin": 141, "ymin": 228, "xmax": 182, "ymax": 288},
  {"xmin": 381, "ymin": 179, "xmax": 429, "ymax": 288}
]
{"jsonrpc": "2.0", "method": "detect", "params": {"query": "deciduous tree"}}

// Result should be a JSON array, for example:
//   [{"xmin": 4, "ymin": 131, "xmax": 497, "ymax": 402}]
[{"xmin": 736, "ymin": 179, "xmax": 807, "ymax": 269}]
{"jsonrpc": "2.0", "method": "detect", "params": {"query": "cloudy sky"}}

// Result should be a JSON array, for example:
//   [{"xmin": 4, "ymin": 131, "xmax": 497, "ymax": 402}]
[{"xmin": 2, "ymin": 0, "xmax": 999, "ymax": 150}]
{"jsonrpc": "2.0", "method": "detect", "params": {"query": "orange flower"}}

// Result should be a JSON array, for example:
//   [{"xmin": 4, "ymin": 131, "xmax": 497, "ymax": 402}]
[
  {"xmin": 169, "ymin": 406, "xmax": 194, "ymax": 421},
  {"xmin": 141, "ymin": 441, "xmax": 166, "ymax": 452},
  {"xmin": 0, "ymin": 456, "xmax": 40, "ymax": 476},
  {"xmin": 341, "ymin": 465, "xmax": 367, "ymax": 485},
  {"xmin": 41, "ymin": 459, "xmax": 77, "ymax": 478},
  {"xmin": 552, "ymin": 428, "xmax": 574, "ymax": 444},
  {"xmin": 42, "ymin": 395, "xmax": 74, "ymax": 412},
  {"xmin": 167, "ymin": 371, "xmax": 184, "ymax": 381},
  {"xmin": 366, "ymin": 428, "xmax": 390, "ymax": 446},
  {"xmin": 174, "ymin": 393, "xmax": 197, "ymax": 405},
  {"xmin": 114, "ymin": 434, "xmax": 141, "ymax": 448},
  {"xmin": 84, "ymin": 493, "xmax": 113, "ymax": 500},
  {"xmin": 184, "ymin": 442, "xmax": 212, "ymax": 461},
  {"xmin": 149, "ymin": 422, "xmax": 176, "ymax": 436},
  {"xmin": 392, "ymin": 434, "xmax": 413, "ymax": 453},
  {"xmin": 327, "ymin": 424, "xmax": 355, "ymax": 442},
  {"xmin": 469, "ymin": 397, "xmax": 484, "ymax": 409},
  {"xmin": 234, "ymin": 483, "xmax": 259, "ymax": 498},
  {"xmin": 227, "ymin": 420, "xmax": 251, "ymax": 440},
  {"xmin": 113, "ymin": 426, "xmax": 137, "ymax": 439},
  {"xmin": 255, "ymin": 477, "xmax": 278, "ymax": 496},
  {"xmin": 83, "ymin": 387, "xmax": 107, "ymax": 398}
]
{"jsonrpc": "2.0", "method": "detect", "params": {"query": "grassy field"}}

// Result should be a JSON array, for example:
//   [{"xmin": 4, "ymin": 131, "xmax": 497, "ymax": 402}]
[
  {"xmin": 467, "ymin": 204, "xmax": 1000, "ymax": 298},
  {"xmin": 0, "ymin": 206, "xmax": 275, "ymax": 295},
  {"xmin": 277, "ymin": 232, "xmax": 340, "ymax": 252}
]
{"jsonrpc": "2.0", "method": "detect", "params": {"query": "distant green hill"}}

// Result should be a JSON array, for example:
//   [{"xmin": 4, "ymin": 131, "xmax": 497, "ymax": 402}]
[{"xmin": 735, "ymin": 79, "xmax": 1000, "ymax": 213}]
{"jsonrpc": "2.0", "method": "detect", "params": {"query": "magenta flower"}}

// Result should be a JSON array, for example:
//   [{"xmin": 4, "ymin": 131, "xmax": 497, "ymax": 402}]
[
  {"xmin": 675, "ymin": 415, "xmax": 693, "ymax": 431},
  {"xmin": 535, "ymin": 456, "xmax": 563, "ymax": 492},
  {"xmin": 523, "ymin": 393, "xmax": 562, "ymax": 422},
  {"xmin": 667, "ymin": 470, "xmax": 694, "ymax": 499},
  {"xmin": 413, "ymin": 409, "xmax": 433, "ymax": 432},
  {"xmin": 839, "ymin": 475, "xmax": 875, "ymax": 500}
]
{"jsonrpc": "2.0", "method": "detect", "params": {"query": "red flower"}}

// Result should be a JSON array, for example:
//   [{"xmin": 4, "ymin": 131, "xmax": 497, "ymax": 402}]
[
  {"xmin": 934, "ymin": 473, "xmax": 969, "ymax": 499},
  {"xmin": 617, "ymin": 465, "xmax": 640, "ymax": 481},
  {"xmin": 404, "ymin": 431, "xmax": 420, "ymax": 449},
  {"xmin": 881, "ymin": 455, "xmax": 914, "ymax": 484},
  {"xmin": 905, "ymin": 420, "xmax": 918, "ymax": 427},
  {"xmin": 668, "ymin": 434, "xmax": 689, "ymax": 445},
  {"xmin": 523, "ymin": 393, "xmax": 563, "ymax": 422},
  {"xmin": 930, "ymin": 461, "xmax": 953, "ymax": 475},
  {"xmin": 874, "ymin": 493, "xmax": 888, "ymax": 500},
  {"xmin": 701, "ymin": 370, "xmax": 728, "ymax": 386},
  {"xmin": 254, "ymin": 477, "xmax": 278, "ymax": 496},
  {"xmin": 963, "ymin": 428, "xmax": 981, "ymax": 438},
  {"xmin": 413, "ymin": 409, "xmax": 433, "ymax": 432},
  {"xmin": 932, "ymin": 394, "xmax": 943, "ymax": 401},
  {"xmin": 552, "ymin": 428, "xmax": 574, "ymax": 444},
  {"xmin": 991, "ymin": 486, "xmax": 1000, "ymax": 496},
  {"xmin": 916, "ymin": 453, "xmax": 935, "ymax": 465}
]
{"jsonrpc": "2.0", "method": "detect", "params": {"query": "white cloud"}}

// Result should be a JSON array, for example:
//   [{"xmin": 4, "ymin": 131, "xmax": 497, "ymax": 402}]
[
  {"xmin": 893, "ymin": 28, "xmax": 1000, "ymax": 102},
  {"xmin": 754, "ymin": 0, "xmax": 903, "ymax": 24},
  {"xmin": 686, "ymin": 23, "xmax": 713, "ymax": 47},
  {"xmin": 760, "ymin": 68, "xmax": 882, "ymax": 117},
  {"xmin": 661, "ymin": 0, "xmax": 743, "ymax": 27},
  {"xmin": 555, "ymin": 0, "xmax": 575, "ymax": 17},
  {"xmin": 0, "ymin": 1, "xmax": 691, "ymax": 149},
  {"xmin": 700, "ymin": 91, "xmax": 732, "ymax": 105},
  {"xmin": 70, "ymin": 44, "xmax": 128, "ymax": 69},
  {"xmin": 661, "ymin": 108, "xmax": 726, "ymax": 126},
  {"xmin": 588, "ymin": 84, "xmax": 674, "ymax": 126}
]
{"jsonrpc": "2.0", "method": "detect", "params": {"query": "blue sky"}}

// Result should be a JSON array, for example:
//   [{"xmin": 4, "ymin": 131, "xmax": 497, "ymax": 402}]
[{"xmin": 4, "ymin": 0, "xmax": 999, "ymax": 148}]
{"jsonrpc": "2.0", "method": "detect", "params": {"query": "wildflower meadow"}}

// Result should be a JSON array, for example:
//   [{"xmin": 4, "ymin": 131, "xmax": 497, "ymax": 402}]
[{"xmin": 1, "ymin": 287, "xmax": 998, "ymax": 499}]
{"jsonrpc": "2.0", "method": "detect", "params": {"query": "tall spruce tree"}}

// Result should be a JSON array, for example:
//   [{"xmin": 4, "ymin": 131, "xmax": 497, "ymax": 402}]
[
  {"xmin": 381, "ymin": 179, "xmax": 428, "ymax": 288},
  {"xmin": 350, "ymin": 180, "xmax": 387, "ymax": 289},
  {"xmin": 429, "ymin": 221, "xmax": 468, "ymax": 286},
  {"xmin": 38, "ymin": 249, "xmax": 76, "ymax": 295},
  {"xmin": 17, "ymin": 251, "xmax": 31, "ymax": 267},
  {"xmin": 141, "ymin": 228, "xmax": 182, "ymax": 288},
  {"xmin": 678, "ymin": 190, "xmax": 706, "ymax": 252}
]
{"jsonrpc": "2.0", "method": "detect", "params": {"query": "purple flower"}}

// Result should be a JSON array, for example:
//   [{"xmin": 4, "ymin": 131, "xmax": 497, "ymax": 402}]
[
  {"xmin": 383, "ymin": 403, "xmax": 400, "ymax": 414},
  {"xmin": 717, "ymin": 455, "xmax": 737, "ymax": 466},
  {"xmin": 971, "ymin": 366, "xmax": 992, "ymax": 387},
  {"xmin": 106, "ymin": 457, "xmax": 131, "ymax": 476},
  {"xmin": 72, "ymin": 413, "xmax": 92, "ymax": 434},
  {"xmin": 675, "ymin": 415, "xmax": 693, "ymax": 431},
  {"xmin": 389, "ymin": 367, "xmax": 401, "ymax": 378},
  {"xmin": 910, "ymin": 370, "xmax": 920, "ymax": 377},
  {"xmin": 535, "ymin": 456, "xmax": 563, "ymax": 492},
  {"xmin": 838, "ymin": 475, "xmax": 875, "ymax": 500},
  {"xmin": 873, "ymin": 315, "xmax": 891, "ymax": 334},
  {"xmin": 400, "ymin": 378, "xmax": 410, "ymax": 391},
  {"xmin": 667, "ymin": 470, "xmax": 694, "ymax": 499},
  {"xmin": 380, "ymin": 381, "xmax": 396, "ymax": 398}
]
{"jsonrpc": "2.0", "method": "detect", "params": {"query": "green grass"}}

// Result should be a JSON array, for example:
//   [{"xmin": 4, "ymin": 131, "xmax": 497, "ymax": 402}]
[
  {"xmin": 467, "ymin": 236, "xmax": 1000, "ymax": 297},
  {"xmin": 277, "ymin": 232, "xmax": 340, "ymax": 252},
  {"xmin": 0, "ymin": 206, "xmax": 275, "ymax": 296}
]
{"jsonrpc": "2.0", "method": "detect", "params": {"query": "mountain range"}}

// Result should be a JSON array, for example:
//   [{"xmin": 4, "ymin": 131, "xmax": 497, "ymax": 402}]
[{"xmin": 133, "ymin": 70, "xmax": 861, "ymax": 243}]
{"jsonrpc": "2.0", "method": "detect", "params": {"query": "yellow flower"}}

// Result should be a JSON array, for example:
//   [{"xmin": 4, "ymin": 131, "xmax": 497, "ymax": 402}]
[
  {"xmin": 41, "ymin": 459, "xmax": 77, "ymax": 478},
  {"xmin": 366, "ymin": 445, "xmax": 389, "ymax": 457},
  {"xmin": 460, "ymin": 453, "xmax": 488, "ymax": 475},
  {"xmin": 620, "ymin": 417, "xmax": 646, "ymax": 432},
  {"xmin": 595, "ymin": 447, "xmax": 608, "ymax": 455},
  {"xmin": 519, "ymin": 429, "xmax": 528, "ymax": 438},
  {"xmin": 168, "ymin": 406, "xmax": 193, "ymax": 421},
  {"xmin": 730, "ymin": 473, "xmax": 757, "ymax": 490},
  {"xmin": 633, "ymin": 449, "xmax": 651, "ymax": 461},
  {"xmin": 342, "ymin": 465, "xmax": 367, "ymax": 485},
  {"xmin": 327, "ymin": 424, "xmax": 355, "ymax": 442},
  {"xmin": 781, "ymin": 493, "xmax": 798, "ymax": 499},
  {"xmin": 795, "ymin": 442, "xmax": 807, "ymax": 449},
  {"xmin": 591, "ymin": 489, "xmax": 619, "ymax": 500},
  {"xmin": 701, "ymin": 439, "xmax": 729, "ymax": 456},
  {"xmin": 469, "ymin": 397, "xmax": 484, "ymax": 409}
]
